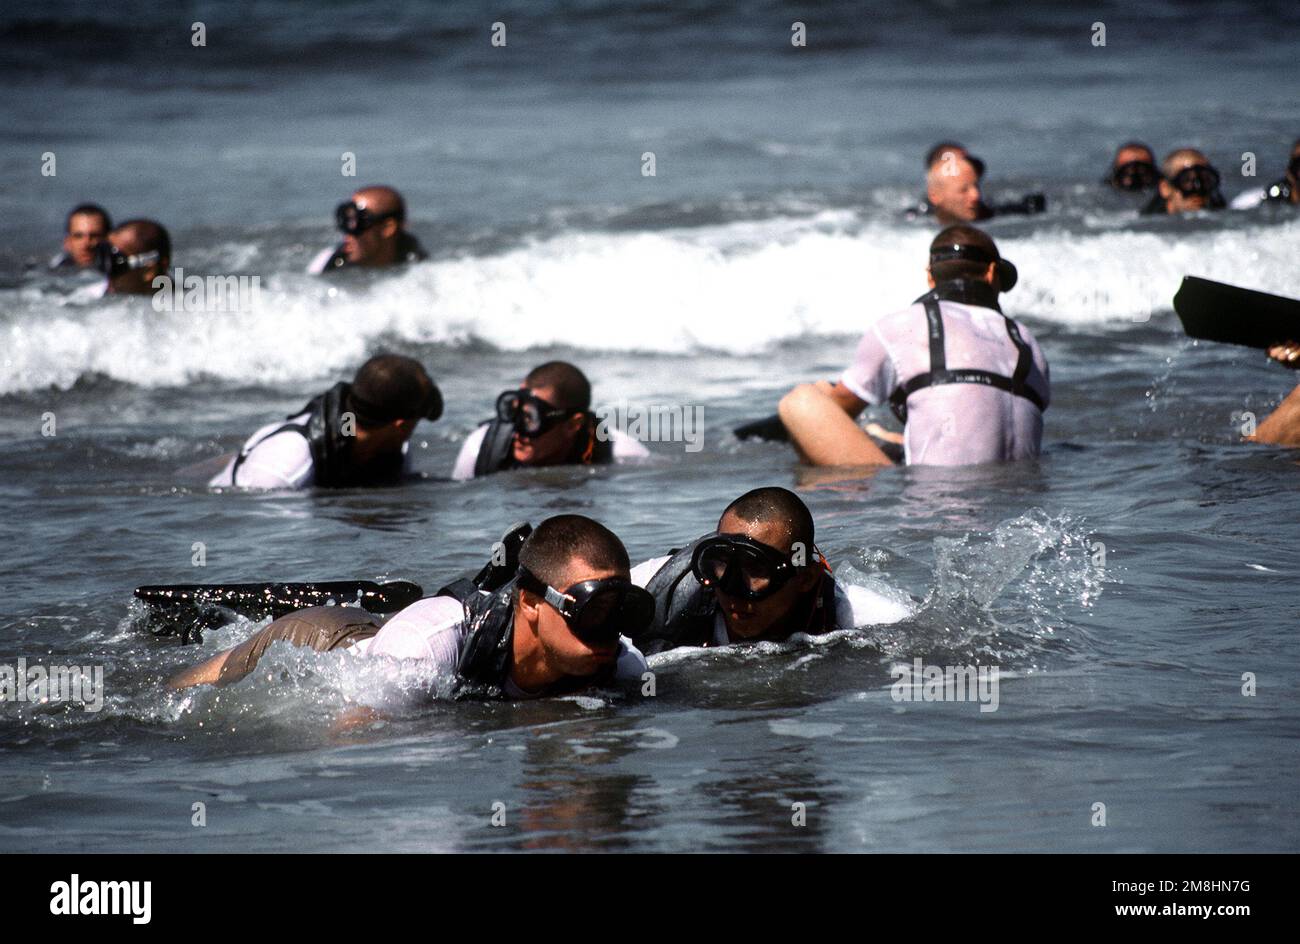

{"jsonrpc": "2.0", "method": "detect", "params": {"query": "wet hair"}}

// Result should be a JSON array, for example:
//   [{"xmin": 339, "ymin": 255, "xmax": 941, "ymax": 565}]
[
  {"xmin": 929, "ymin": 224, "xmax": 1001, "ymax": 283},
  {"xmin": 719, "ymin": 486, "xmax": 815, "ymax": 553},
  {"xmin": 525, "ymin": 361, "xmax": 591, "ymax": 412},
  {"xmin": 66, "ymin": 203, "xmax": 111, "ymax": 233},
  {"xmin": 348, "ymin": 353, "xmax": 441, "ymax": 428},
  {"xmin": 519, "ymin": 514, "xmax": 630, "ymax": 588}
]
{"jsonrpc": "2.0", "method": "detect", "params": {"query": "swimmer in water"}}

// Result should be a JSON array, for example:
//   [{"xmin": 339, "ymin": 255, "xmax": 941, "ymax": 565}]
[
  {"xmin": 777, "ymin": 224, "xmax": 1050, "ymax": 467},
  {"xmin": 629, "ymin": 486, "xmax": 912, "ymax": 655},
  {"xmin": 910, "ymin": 142, "xmax": 1046, "ymax": 222},
  {"xmin": 96, "ymin": 219, "xmax": 171, "ymax": 296},
  {"xmin": 1230, "ymin": 138, "xmax": 1300, "ymax": 209},
  {"xmin": 166, "ymin": 515, "xmax": 652, "ymax": 703},
  {"xmin": 209, "ymin": 354, "xmax": 443, "ymax": 489},
  {"xmin": 1141, "ymin": 148, "xmax": 1226, "ymax": 215},
  {"xmin": 1246, "ymin": 341, "xmax": 1300, "ymax": 447},
  {"xmin": 50, "ymin": 203, "xmax": 112, "ymax": 270},
  {"xmin": 450, "ymin": 360, "xmax": 649, "ymax": 479},
  {"xmin": 1103, "ymin": 141, "xmax": 1159, "ymax": 194},
  {"xmin": 309, "ymin": 185, "xmax": 428, "ymax": 273}
]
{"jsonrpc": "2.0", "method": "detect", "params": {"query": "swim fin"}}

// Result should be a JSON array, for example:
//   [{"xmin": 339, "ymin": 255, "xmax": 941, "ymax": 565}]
[
  {"xmin": 733, "ymin": 414, "xmax": 789, "ymax": 441},
  {"xmin": 1173, "ymin": 276, "xmax": 1300, "ymax": 350},
  {"xmin": 134, "ymin": 579, "xmax": 424, "ymax": 620}
]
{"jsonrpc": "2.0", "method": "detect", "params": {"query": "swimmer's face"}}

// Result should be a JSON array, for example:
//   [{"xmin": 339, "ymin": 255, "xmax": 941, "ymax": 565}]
[
  {"xmin": 711, "ymin": 512, "xmax": 821, "ymax": 642},
  {"xmin": 105, "ymin": 229, "xmax": 166, "ymax": 295},
  {"xmin": 64, "ymin": 212, "xmax": 109, "ymax": 268},
  {"xmin": 1158, "ymin": 152, "xmax": 1212, "ymax": 214},
  {"xmin": 511, "ymin": 384, "xmax": 585, "ymax": 467},
  {"xmin": 927, "ymin": 158, "xmax": 983, "ymax": 223},
  {"xmin": 519, "ymin": 560, "xmax": 623, "ymax": 677},
  {"xmin": 342, "ymin": 193, "xmax": 401, "ymax": 265}
]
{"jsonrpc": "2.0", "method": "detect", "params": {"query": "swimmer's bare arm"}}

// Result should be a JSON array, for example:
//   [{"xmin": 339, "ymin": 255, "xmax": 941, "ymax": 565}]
[
  {"xmin": 1249, "ymin": 343, "xmax": 1300, "ymax": 446},
  {"xmin": 165, "ymin": 648, "xmax": 236, "ymax": 690},
  {"xmin": 778, "ymin": 380, "xmax": 893, "ymax": 466}
]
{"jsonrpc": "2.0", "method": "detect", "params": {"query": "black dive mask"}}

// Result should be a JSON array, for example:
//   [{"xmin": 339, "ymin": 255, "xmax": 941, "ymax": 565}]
[
  {"xmin": 1111, "ymin": 159, "xmax": 1158, "ymax": 191},
  {"xmin": 1167, "ymin": 164, "xmax": 1221, "ymax": 198},
  {"xmin": 691, "ymin": 533, "xmax": 808, "ymax": 601},
  {"xmin": 335, "ymin": 201, "xmax": 397, "ymax": 235},
  {"xmin": 495, "ymin": 389, "xmax": 579, "ymax": 438},
  {"xmin": 93, "ymin": 242, "xmax": 161, "ymax": 278},
  {"xmin": 515, "ymin": 566, "xmax": 655, "ymax": 645}
]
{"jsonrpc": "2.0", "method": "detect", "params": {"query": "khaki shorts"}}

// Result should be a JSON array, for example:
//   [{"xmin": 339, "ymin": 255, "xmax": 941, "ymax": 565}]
[{"xmin": 217, "ymin": 605, "xmax": 381, "ymax": 685}]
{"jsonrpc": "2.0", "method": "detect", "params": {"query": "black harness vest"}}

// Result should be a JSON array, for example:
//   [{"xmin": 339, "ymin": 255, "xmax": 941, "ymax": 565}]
[
  {"xmin": 318, "ymin": 232, "xmax": 429, "ymax": 272},
  {"xmin": 471, "ymin": 415, "xmax": 614, "ymax": 478},
  {"xmin": 230, "ymin": 382, "xmax": 404, "ymax": 488},
  {"xmin": 636, "ymin": 536, "xmax": 839, "ymax": 656},
  {"xmin": 888, "ymin": 281, "xmax": 1046, "ymax": 424},
  {"xmin": 436, "ymin": 576, "xmax": 618, "ymax": 700}
]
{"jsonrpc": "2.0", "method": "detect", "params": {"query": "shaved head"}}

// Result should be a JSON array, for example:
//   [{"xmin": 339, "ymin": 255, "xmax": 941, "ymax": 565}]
[
  {"xmin": 1161, "ymin": 148, "xmax": 1210, "ymax": 179},
  {"xmin": 110, "ymin": 219, "xmax": 170, "ymax": 261},
  {"xmin": 337, "ymin": 185, "xmax": 411, "ymax": 267},
  {"xmin": 352, "ymin": 185, "xmax": 406, "ymax": 223},
  {"xmin": 519, "ymin": 514, "xmax": 630, "ymax": 589},
  {"xmin": 103, "ymin": 218, "xmax": 170, "ymax": 295},
  {"xmin": 718, "ymin": 486, "xmax": 814, "ymax": 554}
]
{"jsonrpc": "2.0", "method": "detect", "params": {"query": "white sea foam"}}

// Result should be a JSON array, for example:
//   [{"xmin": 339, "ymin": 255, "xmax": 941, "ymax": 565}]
[{"xmin": 3, "ymin": 215, "xmax": 1296, "ymax": 394}]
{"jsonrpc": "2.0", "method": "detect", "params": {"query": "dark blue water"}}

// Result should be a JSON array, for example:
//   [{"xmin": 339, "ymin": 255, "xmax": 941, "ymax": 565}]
[{"xmin": 0, "ymin": 0, "xmax": 1297, "ymax": 852}]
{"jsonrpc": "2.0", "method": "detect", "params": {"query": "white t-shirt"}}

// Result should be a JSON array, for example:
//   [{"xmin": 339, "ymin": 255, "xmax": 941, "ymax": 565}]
[
  {"xmin": 354, "ymin": 593, "xmax": 648, "ymax": 697},
  {"xmin": 209, "ymin": 410, "xmax": 412, "ymax": 490},
  {"xmin": 1230, "ymin": 188, "xmax": 1268, "ymax": 210},
  {"xmin": 450, "ymin": 422, "xmax": 650, "ymax": 481},
  {"xmin": 209, "ymin": 411, "xmax": 317, "ymax": 489},
  {"xmin": 630, "ymin": 555, "xmax": 912, "ymax": 646},
  {"xmin": 307, "ymin": 245, "xmax": 342, "ymax": 274},
  {"xmin": 841, "ymin": 298, "xmax": 1050, "ymax": 466}
]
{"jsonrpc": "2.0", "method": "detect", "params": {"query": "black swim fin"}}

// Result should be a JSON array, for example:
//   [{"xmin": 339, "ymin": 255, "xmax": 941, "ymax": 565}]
[
  {"xmin": 134, "ymin": 579, "xmax": 424, "ymax": 620},
  {"xmin": 1173, "ymin": 276, "xmax": 1300, "ymax": 350},
  {"xmin": 733, "ymin": 414, "xmax": 789, "ymax": 442}
]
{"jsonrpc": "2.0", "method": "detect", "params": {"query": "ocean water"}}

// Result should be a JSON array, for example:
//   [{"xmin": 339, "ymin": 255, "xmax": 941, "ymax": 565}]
[{"xmin": 1, "ymin": 0, "xmax": 1298, "ymax": 852}]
